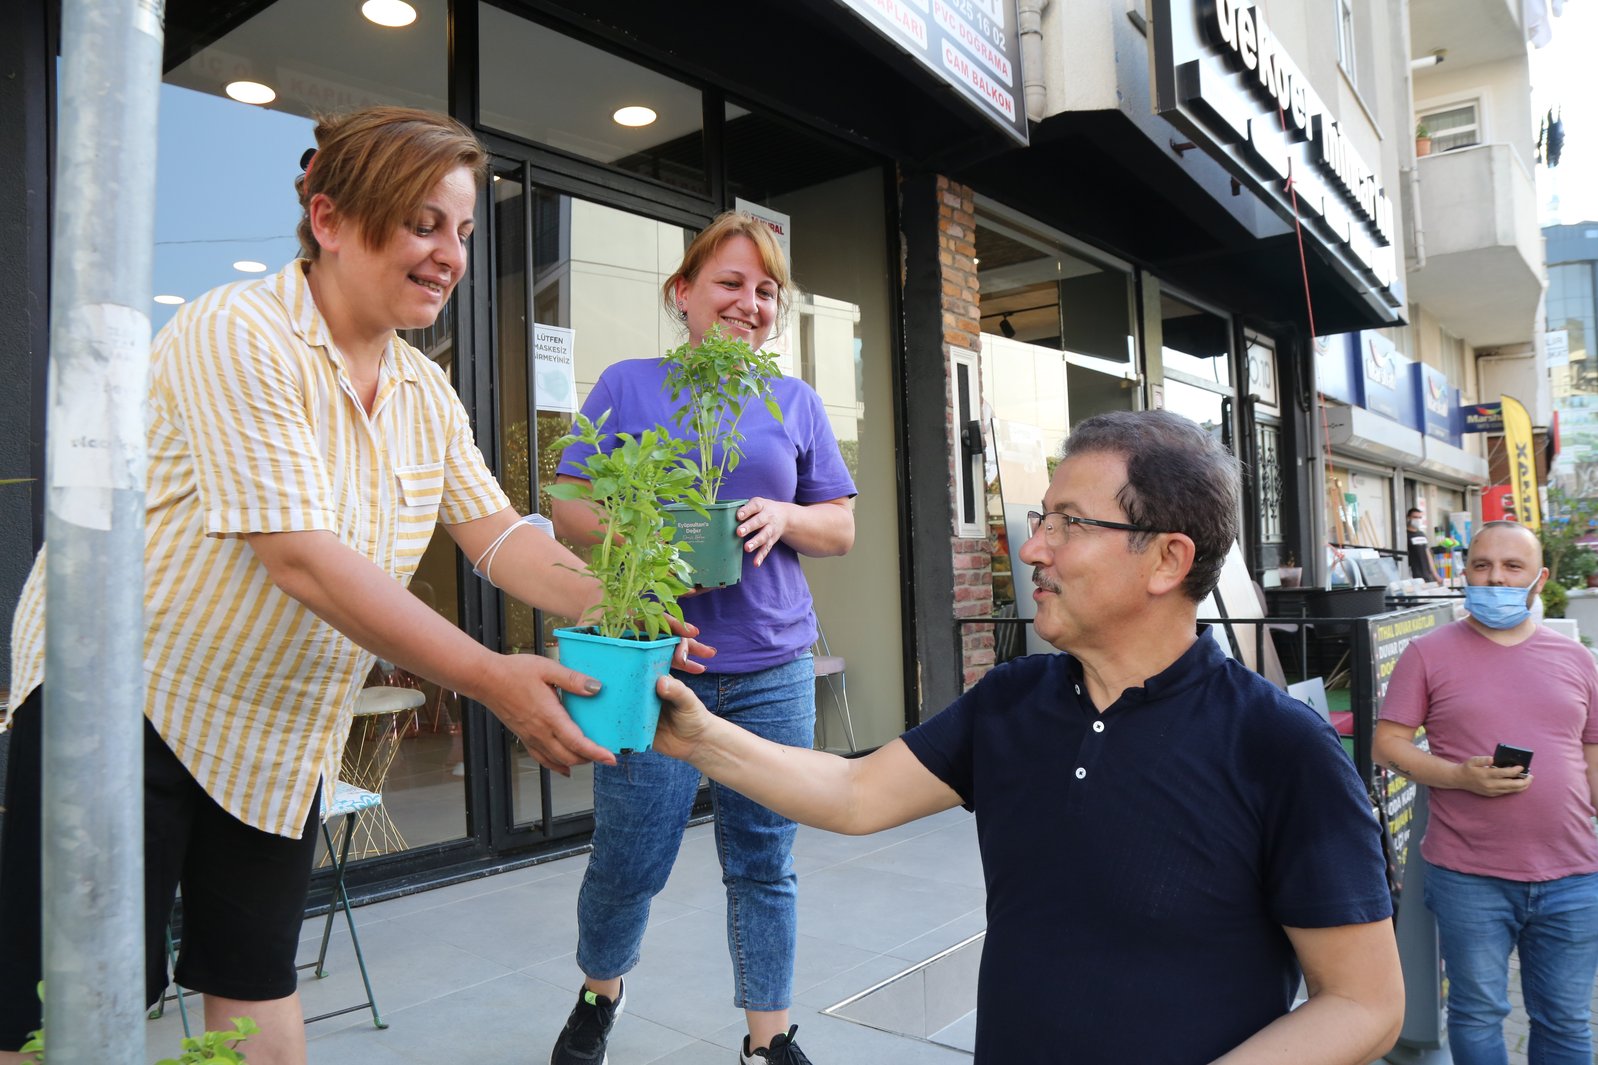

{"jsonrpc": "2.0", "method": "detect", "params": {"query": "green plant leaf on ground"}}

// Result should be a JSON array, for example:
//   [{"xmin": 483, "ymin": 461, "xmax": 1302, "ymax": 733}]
[{"xmin": 24, "ymin": 983, "xmax": 257, "ymax": 1064}]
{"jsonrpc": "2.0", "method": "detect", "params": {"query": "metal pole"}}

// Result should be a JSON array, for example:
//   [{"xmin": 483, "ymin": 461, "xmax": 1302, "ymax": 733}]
[{"xmin": 41, "ymin": 1, "xmax": 164, "ymax": 1061}]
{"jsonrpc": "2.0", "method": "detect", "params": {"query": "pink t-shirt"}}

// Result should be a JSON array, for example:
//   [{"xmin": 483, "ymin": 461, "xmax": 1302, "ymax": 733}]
[{"xmin": 1381, "ymin": 620, "xmax": 1598, "ymax": 881}]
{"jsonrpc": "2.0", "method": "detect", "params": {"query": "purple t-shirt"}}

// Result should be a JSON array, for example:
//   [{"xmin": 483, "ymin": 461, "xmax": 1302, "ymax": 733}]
[
  {"xmin": 557, "ymin": 358, "xmax": 856, "ymax": 674},
  {"xmin": 1381, "ymin": 620, "xmax": 1598, "ymax": 881}
]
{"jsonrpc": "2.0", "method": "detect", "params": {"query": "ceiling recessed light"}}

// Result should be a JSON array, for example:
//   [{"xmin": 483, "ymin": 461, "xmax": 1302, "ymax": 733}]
[
  {"xmin": 612, "ymin": 105, "xmax": 658, "ymax": 128},
  {"xmin": 362, "ymin": 0, "xmax": 417, "ymax": 27},
  {"xmin": 232, "ymin": 260, "xmax": 268, "ymax": 273},
  {"xmin": 154, "ymin": 294, "xmax": 186, "ymax": 306},
  {"xmin": 225, "ymin": 80, "xmax": 276, "ymax": 105}
]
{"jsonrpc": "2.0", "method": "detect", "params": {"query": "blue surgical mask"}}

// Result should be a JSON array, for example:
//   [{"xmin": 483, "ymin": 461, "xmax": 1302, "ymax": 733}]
[{"xmin": 1463, "ymin": 580, "xmax": 1537, "ymax": 629}]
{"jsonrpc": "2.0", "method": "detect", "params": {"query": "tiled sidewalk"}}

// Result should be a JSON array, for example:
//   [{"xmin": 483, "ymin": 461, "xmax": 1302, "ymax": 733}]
[
  {"xmin": 140, "ymin": 803, "xmax": 1595, "ymax": 1063},
  {"xmin": 145, "ymin": 808, "xmax": 985, "ymax": 1063}
]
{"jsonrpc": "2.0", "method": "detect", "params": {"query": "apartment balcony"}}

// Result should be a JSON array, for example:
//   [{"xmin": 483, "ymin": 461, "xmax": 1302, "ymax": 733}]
[
  {"xmin": 1410, "ymin": 0, "xmax": 1524, "ymax": 68},
  {"xmin": 1405, "ymin": 144, "xmax": 1542, "ymax": 348}
]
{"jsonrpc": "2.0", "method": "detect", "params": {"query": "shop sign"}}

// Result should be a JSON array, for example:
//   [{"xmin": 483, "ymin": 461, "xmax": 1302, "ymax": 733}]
[
  {"xmin": 1502, "ymin": 395, "xmax": 1542, "ymax": 530},
  {"xmin": 831, "ymin": 0, "xmax": 1028, "ymax": 144},
  {"xmin": 1361, "ymin": 604, "xmax": 1452, "ymax": 901},
  {"xmin": 1411, "ymin": 363, "xmax": 1456, "ymax": 444},
  {"xmin": 734, "ymin": 199, "xmax": 796, "ymax": 376},
  {"xmin": 1357, "ymin": 331, "xmax": 1415, "ymax": 427},
  {"xmin": 1149, "ymin": 0, "xmax": 1402, "ymax": 315},
  {"xmin": 1245, "ymin": 340, "xmax": 1277, "ymax": 407},
  {"xmin": 1459, "ymin": 401, "xmax": 1503, "ymax": 433},
  {"xmin": 1314, "ymin": 333, "xmax": 1357, "ymax": 405},
  {"xmin": 1546, "ymin": 328, "xmax": 1570, "ymax": 369}
]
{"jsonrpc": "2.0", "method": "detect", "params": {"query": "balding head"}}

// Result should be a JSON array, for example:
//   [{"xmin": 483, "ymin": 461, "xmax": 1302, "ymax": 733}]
[{"xmin": 1472, "ymin": 520, "xmax": 1543, "ymax": 566}]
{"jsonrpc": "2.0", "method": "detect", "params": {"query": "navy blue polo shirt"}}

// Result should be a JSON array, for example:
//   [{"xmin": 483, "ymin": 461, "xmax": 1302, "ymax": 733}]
[{"xmin": 903, "ymin": 630, "xmax": 1391, "ymax": 1064}]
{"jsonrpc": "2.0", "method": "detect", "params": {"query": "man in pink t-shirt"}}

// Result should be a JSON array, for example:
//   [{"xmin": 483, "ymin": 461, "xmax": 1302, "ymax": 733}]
[{"xmin": 1375, "ymin": 521, "xmax": 1598, "ymax": 1065}]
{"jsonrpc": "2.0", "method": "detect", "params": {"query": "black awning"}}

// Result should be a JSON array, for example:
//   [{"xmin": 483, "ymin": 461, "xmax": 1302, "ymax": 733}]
[{"xmin": 955, "ymin": 109, "xmax": 1402, "ymax": 335}]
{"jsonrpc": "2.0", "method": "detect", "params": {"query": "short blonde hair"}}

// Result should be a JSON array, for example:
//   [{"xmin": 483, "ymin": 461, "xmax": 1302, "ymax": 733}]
[
  {"xmin": 662, "ymin": 211, "xmax": 794, "ymax": 336},
  {"xmin": 295, "ymin": 107, "xmax": 488, "ymax": 259}
]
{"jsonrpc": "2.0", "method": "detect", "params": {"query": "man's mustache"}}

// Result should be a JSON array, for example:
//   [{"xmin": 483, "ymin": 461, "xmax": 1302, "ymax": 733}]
[{"xmin": 1032, "ymin": 567, "xmax": 1059, "ymax": 594}]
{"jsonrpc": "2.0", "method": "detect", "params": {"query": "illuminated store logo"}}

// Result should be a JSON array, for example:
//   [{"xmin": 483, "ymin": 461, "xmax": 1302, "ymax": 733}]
[{"xmin": 1194, "ymin": 1, "xmax": 1396, "ymax": 287}]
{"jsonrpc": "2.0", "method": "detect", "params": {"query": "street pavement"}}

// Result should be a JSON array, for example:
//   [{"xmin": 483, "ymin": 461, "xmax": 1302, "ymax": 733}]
[{"xmin": 138, "ymin": 806, "xmax": 1590, "ymax": 1062}]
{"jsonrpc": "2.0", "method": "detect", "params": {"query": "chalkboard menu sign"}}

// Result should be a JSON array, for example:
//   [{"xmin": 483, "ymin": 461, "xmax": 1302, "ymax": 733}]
[{"xmin": 1359, "ymin": 603, "xmax": 1454, "ymax": 904}]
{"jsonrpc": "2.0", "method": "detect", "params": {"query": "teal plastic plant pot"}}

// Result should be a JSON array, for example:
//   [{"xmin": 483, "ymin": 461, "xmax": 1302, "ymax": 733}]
[
  {"xmin": 664, "ymin": 499, "xmax": 745, "ymax": 588},
  {"xmin": 554, "ymin": 626, "xmax": 680, "ymax": 754}
]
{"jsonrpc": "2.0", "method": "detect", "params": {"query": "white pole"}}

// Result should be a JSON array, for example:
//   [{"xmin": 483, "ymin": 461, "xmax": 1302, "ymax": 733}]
[{"xmin": 41, "ymin": 0, "xmax": 164, "ymax": 1060}]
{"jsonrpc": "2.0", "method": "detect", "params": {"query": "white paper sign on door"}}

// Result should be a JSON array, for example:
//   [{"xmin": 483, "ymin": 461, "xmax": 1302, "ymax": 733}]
[
  {"xmin": 733, "ymin": 198, "xmax": 795, "ymax": 377},
  {"xmin": 533, "ymin": 323, "xmax": 577, "ymax": 413}
]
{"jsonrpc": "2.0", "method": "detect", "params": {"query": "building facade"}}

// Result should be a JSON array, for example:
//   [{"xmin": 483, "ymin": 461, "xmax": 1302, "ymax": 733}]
[
  {"xmin": 1547, "ymin": 221, "xmax": 1598, "ymax": 495},
  {"xmin": 1, "ymin": 0, "xmax": 1542, "ymax": 893}
]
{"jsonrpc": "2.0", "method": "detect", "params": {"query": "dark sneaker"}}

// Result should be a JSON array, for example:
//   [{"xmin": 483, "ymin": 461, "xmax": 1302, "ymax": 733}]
[
  {"xmin": 739, "ymin": 1025, "xmax": 814, "ymax": 1064},
  {"xmin": 550, "ymin": 983, "xmax": 624, "ymax": 1065}
]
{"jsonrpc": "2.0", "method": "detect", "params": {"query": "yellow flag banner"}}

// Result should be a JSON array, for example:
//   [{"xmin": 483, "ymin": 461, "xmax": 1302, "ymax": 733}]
[{"xmin": 1501, "ymin": 394, "xmax": 1541, "ymax": 530}]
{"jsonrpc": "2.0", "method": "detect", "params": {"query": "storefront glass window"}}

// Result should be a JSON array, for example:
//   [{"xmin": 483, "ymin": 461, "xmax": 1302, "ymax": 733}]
[
  {"xmin": 1161, "ymin": 292, "xmax": 1232, "ymax": 386},
  {"xmin": 157, "ymin": 0, "xmax": 463, "ymax": 854},
  {"xmin": 479, "ymin": 4, "xmax": 708, "ymax": 195},
  {"xmin": 721, "ymin": 103, "xmax": 903, "ymax": 750},
  {"xmin": 974, "ymin": 201, "xmax": 1136, "ymax": 660}
]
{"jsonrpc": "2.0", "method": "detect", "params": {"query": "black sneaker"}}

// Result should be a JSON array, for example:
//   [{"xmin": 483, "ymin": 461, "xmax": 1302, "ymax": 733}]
[
  {"xmin": 739, "ymin": 1025, "xmax": 814, "ymax": 1064},
  {"xmin": 550, "ymin": 983, "xmax": 624, "ymax": 1065}
]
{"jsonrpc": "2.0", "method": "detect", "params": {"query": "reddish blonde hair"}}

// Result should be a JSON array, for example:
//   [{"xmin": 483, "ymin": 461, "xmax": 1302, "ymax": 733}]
[
  {"xmin": 662, "ymin": 211, "xmax": 794, "ymax": 335},
  {"xmin": 295, "ymin": 107, "xmax": 488, "ymax": 259}
]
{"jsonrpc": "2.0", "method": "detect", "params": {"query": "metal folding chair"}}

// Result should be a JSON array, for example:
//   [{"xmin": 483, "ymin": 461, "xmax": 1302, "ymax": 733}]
[
  {"xmin": 300, "ymin": 779, "xmax": 388, "ymax": 1028},
  {"xmin": 813, "ymin": 620, "xmax": 856, "ymax": 753},
  {"xmin": 154, "ymin": 779, "xmax": 389, "ymax": 1035}
]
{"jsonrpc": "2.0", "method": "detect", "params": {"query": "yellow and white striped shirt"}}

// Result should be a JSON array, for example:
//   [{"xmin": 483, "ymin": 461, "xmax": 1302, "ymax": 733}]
[{"xmin": 6, "ymin": 260, "xmax": 507, "ymax": 837}]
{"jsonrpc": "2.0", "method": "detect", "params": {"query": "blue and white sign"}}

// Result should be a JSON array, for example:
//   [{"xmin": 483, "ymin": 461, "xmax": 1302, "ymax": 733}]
[
  {"xmin": 1459, "ymin": 402, "xmax": 1504, "ymax": 434},
  {"xmin": 1412, "ymin": 363, "xmax": 1456, "ymax": 444},
  {"xmin": 1358, "ymin": 331, "xmax": 1415, "ymax": 426},
  {"xmin": 1315, "ymin": 333, "xmax": 1358, "ymax": 405}
]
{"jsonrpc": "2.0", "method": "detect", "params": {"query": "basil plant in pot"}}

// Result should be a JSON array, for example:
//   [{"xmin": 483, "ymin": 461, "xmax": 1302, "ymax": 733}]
[
  {"xmin": 660, "ymin": 324, "xmax": 784, "ymax": 588},
  {"xmin": 546, "ymin": 411, "xmax": 701, "ymax": 753}
]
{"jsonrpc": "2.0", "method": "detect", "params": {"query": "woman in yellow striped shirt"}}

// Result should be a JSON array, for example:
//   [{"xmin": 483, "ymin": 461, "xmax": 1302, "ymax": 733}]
[{"xmin": 0, "ymin": 107, "xmax": 703, "ymax": 1065}]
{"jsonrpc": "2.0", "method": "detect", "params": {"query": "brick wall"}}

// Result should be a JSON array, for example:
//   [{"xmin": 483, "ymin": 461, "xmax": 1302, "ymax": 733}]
[{"xmin": 936, "ymin": 177, "xmax": 996, "ymax": 690}]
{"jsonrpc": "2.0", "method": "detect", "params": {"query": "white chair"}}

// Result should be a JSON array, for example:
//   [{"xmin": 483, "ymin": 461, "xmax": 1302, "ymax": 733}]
[
  {"xmin": 332, "ymin": 685, "xmax": 425, "ymax": 860},
  {"xmin": 813, "ymin": 620, "xmax": 856, "ymax": 753}
]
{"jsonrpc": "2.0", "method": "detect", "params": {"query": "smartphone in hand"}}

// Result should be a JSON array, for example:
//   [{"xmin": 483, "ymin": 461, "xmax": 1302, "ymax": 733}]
[{"xmin": 1492, "ymin": 743, "xmax": 1534, "ymax": 777}]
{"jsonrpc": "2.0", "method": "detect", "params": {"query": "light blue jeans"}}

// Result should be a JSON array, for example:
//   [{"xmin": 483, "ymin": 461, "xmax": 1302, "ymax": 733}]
[
  {"xmin": 1424, "ymin": 861, "xmax": 1598, "ymax": 1065},
  {"xmin": 575, "ymin": 655, "xmax": 814, "ymax": 1011}
]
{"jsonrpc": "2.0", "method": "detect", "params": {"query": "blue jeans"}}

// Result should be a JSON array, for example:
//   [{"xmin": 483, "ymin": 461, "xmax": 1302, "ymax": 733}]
[
  {"xmin": 1424, "ymin": 861, "xmax": 1598, "ymax": 1065},
  {"xmin": 575, "ymin": 655, "xmax": 814, "ymax": 1012}
]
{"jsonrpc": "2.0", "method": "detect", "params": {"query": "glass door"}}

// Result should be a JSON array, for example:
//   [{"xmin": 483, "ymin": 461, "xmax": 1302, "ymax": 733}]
[{"xmin": 483, "ymin": 161, "xmax": 700, "ymax": 847}]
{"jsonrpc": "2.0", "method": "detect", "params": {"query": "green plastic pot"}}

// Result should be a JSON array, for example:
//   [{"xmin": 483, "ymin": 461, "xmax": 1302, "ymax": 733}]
[
  {"xmin": 554, "ymin": 626, "xmax": 679, "ymax": 753},
  {"xmin": 664, "ymin": 499, "xmax": 745, "ymax": 588}
]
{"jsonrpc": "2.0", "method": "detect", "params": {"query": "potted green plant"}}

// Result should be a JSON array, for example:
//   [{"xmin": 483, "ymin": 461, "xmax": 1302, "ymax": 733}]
[
  {"xmin": 546, "ymin": 411, "xmax": 700, "ymax": 753},
  {"xmin": 1415, "ymin": 122, "xmax": 1433, "ymax": 157},
  {"xmin": 660, "ymin": 325, "xmax": 784, "ymax": 588}
]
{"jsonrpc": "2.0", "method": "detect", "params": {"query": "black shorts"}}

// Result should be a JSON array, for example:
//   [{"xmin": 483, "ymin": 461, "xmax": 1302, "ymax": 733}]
[{"xmin": 0, "ymin": 691, "xmax": 321, "ymax": 1048}]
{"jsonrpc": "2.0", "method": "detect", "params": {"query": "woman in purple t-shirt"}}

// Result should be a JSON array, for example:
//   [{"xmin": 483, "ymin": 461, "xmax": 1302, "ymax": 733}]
[{"xmin": 547, "ymin": 212, "xmax": 857, "ymax": 1065}]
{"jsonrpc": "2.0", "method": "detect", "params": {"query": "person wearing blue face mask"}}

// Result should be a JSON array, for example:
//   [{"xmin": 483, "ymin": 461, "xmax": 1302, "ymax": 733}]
[{"xmin": 1375, "ymin": 520, "xmax": 1598, "ymax": 1065}]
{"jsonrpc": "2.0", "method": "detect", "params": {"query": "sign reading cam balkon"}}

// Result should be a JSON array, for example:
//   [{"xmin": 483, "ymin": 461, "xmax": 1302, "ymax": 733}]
[
  {"xmin": 834, "ymin": 0, "xmax": 1028, "ymax": 144},
  {"xmin": 1151, "ymin": 0, "xmax": 1401, "ymax": 318}
]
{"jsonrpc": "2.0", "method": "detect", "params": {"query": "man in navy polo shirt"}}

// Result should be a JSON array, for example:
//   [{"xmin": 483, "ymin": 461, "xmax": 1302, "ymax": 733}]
[{"xmin": 653, "ymin": 409, "xmax": 1402, "ymax": 1064}]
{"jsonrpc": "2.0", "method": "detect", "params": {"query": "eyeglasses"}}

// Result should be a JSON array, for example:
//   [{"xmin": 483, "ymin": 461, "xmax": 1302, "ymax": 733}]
[{"xmin": 1025, "ymin": 509, "xmax": 1168, "ymax": 546}]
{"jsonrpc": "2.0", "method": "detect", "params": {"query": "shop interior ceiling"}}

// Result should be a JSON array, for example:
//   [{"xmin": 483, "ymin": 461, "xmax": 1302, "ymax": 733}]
[{"xmin": 160, "ymin": 0, "xmax": 1001, "ymax": 192}]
